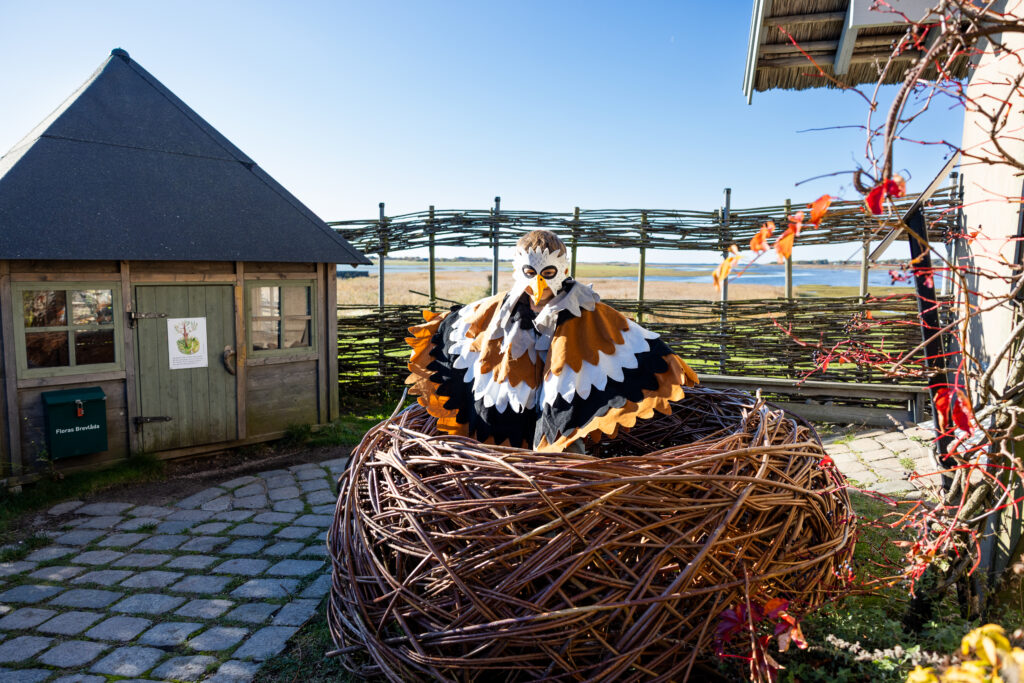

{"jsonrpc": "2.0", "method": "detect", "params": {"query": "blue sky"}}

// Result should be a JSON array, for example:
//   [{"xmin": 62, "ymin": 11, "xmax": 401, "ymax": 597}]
[{"xmin": 0, "ymin": 1, "xmax": 961, "ymax": 263}]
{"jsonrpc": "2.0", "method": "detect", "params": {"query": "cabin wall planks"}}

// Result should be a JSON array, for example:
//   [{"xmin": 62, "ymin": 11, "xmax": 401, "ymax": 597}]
[{"xmin": 0, "ymin": 259, "xmax": 336, "ymax": 487}]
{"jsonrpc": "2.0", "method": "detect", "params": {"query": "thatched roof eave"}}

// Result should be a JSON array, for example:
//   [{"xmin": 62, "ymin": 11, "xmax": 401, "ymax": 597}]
[{"xmin": 743, "ymin": 0, "xmax": 969, "ymax": 100}]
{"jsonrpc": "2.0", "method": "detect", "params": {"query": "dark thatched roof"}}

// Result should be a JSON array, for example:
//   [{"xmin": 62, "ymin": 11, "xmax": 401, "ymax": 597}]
[
  {"xmin": 743, "ymin": 0, "xmax": 969, "ymax": 100},
  {"xmin": 0, "ymin": 49, "xmax": 369, "ymax": 265}
]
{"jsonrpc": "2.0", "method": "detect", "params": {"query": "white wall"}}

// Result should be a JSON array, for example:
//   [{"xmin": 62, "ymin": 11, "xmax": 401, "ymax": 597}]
[{"xmin": 960, "ymin": 1, "xmax": 1024, "ymax": 392}]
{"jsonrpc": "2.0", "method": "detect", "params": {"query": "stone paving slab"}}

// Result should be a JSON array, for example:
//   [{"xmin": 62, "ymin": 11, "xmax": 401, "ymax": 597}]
[
  {"xmin": 0, "ymin": 456, "xmax": 346, "ymax": 681},
  {"xmin": 824, "ymin": 425, "xmax": 939, "ymax": 497},
  {"xmin": 139, "ymin": 621, "xmax": 204, "ymax": 646}
]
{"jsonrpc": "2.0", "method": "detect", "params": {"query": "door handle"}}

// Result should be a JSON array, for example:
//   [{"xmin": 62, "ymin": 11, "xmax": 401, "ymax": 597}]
[{"xmin": 222, "ymin": 346, "xmax": 237, "ymax": 375}]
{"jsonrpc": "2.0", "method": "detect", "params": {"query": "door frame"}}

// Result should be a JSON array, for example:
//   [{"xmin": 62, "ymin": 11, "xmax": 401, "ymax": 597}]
[{"xmin": 131, "ymin": 281, "xmax": 242, "ymax": 452}]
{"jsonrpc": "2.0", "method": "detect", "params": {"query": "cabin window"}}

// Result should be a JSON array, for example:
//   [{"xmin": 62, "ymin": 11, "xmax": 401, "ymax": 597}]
[
  {"xmin": 14, "ymin": 285, "xmax": 122, "ymax": 378},
  {"xmin": 247, "ymin": 282, "xmax": 315, "ymax": 353}
]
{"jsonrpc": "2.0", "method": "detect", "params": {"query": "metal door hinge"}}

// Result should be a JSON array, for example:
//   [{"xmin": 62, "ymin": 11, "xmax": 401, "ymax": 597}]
[
  {"xmin": 128, "ymin": 311, "xmax": 168, "ymax": 327},
  {"xmin": 134, "ymin": 416, "xmax": 172, "ymax": 427}
]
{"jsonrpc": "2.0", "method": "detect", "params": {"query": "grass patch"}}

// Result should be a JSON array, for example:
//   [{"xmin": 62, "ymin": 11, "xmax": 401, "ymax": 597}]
[
  {"xmin": 0, "ymin": 453, "xmax": 165, "ymax": 542},
  {"xmin": 305, "ymin": 416, "xmax": 386, "ymax": 448},
  {"xmin": 286, "ymin": 398, "xmax": 394, "ymax": 450},
  {"xmin": 763, "ymin": 492, "xmax": 1018, "ymax": 682},
  {"xmin": 0, "ymin": 532, "xmax": 52, "ymax": 562},
  {"xmin": 795, "ymin": 283, "xmax": 913, "ymax": 298},
  {"xmin": 254, "ymin": 600, "xmax": 356, "ymax": 682}
]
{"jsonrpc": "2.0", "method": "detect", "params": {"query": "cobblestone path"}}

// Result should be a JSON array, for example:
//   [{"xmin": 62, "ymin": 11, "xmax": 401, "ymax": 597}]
[
  {"xmin": 822, "ymin": 425, "xmax": 939, "ymax": 497},
  {"xmin": 0, "ymin": 457, "xmax": 347, "ymax": 682},
  {"xmin": 0, "ymin": 424, "xmax": 942, "ymax": 682}
]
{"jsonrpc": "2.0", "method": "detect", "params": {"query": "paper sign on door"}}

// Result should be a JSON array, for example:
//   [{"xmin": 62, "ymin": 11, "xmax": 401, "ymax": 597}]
[{"xmin": 167, "ymin": 317, "xmax": 208, "ymax": 369}]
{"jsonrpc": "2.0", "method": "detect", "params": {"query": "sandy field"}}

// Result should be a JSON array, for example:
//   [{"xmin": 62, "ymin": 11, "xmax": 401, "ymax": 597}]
[{"xmin": 337, "ymin": 269, "xmax": 783, "ymax": 308}]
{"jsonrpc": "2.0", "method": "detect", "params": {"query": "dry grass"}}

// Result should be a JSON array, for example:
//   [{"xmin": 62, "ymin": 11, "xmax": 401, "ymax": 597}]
[{"xmin": 338, "ymin": 270, "xmax": 782, "ymax": 307}]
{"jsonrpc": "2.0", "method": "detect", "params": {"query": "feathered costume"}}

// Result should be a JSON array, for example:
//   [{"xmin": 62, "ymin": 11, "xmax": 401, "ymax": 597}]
[{"xmin": 406, "ymin": 231, "xmax": 698, "ymax": 452}]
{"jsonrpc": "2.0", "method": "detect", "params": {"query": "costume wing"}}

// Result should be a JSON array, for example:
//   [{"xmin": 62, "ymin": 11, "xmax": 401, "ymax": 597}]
[
  {"xmin": 535, "ymin": 302, "xmax": 698, "ymax": 451},
  {"xmin": 405, "ymin": 294, "xmax": 542, "ymax": 448}
]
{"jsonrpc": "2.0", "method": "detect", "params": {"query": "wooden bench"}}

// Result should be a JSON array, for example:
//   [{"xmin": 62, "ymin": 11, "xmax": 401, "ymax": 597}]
[{"xmin": 696, "ymin": 374, "xmax": 930, "ymax": 427}]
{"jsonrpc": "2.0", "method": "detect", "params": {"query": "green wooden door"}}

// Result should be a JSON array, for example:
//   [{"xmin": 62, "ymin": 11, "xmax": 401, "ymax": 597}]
[{"xmin": 134, "ymin": 285, "xmax": 237, "ymax": 452}]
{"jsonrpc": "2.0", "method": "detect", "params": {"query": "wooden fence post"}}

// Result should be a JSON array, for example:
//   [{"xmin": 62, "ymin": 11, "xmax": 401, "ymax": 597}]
[
  {"xmin": 377, "ymin": 202, "xmax": 386, "ymax": 390},
  {"xmin": 570, "ymin": 207, "xmax": 580, "ymax": 279},
  {"xmin": 637, "ymin": 212, "xmax": 647, "ymax": 323},
  {"xmin": 860, "ymin": 225, "xmax": 870, "ymax": 302},
  {"xmin": 378, "ymin": 202, "xmax": 386, "ymax": 311},
  {"xmin": 428, "ymin": 205, "xmax": 436, "ymax": 310},
  {"xmin": 784, "ymin": 199, "xmax": 794, "ymax": 300},
  {"xmin": 942, "ymin": 171, "xmax": 960, "ymax": 297},
  {"xmin": 784, "ymin": 199, "xmax": 795, "ymax": 378},
  {"xmin": 719, "ymin": 189, "xmax": 731, "ymax": 374},
  {"xmin": 491, "ymin": 196, "xmax": 501, "ymax": 296}
]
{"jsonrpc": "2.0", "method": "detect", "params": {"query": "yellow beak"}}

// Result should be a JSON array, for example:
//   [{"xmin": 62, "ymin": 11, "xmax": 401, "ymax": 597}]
[{"xmin": 531, "ymin": 275, "xmax": 549, "ymax": 306}]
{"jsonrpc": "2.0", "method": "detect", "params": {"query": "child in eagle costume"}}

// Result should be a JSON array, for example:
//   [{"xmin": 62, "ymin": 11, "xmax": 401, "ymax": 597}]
[{"xmin": 406, "ymin": 230, "xmax": 698, "ymax": 452}]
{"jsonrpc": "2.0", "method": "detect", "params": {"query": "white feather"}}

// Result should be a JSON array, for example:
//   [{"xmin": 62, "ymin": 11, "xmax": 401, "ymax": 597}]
[{"xmin": 543, "ymin": 320, "xmax": 653, "ymax": 407}]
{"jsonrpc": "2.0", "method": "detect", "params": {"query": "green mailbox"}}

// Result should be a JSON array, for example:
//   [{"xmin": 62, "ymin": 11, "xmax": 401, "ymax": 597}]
[{"xmin": 41, "ymin": 387, "xmax": 108, "ymax": 460}]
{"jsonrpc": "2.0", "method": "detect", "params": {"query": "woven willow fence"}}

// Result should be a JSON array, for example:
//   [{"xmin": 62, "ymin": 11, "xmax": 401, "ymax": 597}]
[
  {"xmin": 337, "ymin": 296, "xmax": 932, "ymax": 403},
  {"xmin": 334, "ymin": 187, "xmax": 959, "ymax": 404},
  {"xmin": 329, "ymin": 188, "xmax": 959, "ymax": 255}
]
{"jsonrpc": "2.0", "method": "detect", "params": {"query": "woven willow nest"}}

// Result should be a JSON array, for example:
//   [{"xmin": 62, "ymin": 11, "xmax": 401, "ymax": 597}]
[{"xmin": 327, "ymin": 386, "xmax": 855, "ymax": 682}]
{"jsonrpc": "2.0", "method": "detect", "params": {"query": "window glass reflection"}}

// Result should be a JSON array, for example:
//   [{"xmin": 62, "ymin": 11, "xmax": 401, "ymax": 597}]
[
  {"xmin": 26, "ymin": 331, "xmax": 70, "ymax": 368},
  {"xmin": 23, "ymin": 291, "xmax": 66, "ymax": 327},
  {"xmin": 72, "ymin": 290, "xmax": 113, "ymax": 325},
  {"xmin": 75, "ymin": 329, "xmax": 116, "ymax": 365}
]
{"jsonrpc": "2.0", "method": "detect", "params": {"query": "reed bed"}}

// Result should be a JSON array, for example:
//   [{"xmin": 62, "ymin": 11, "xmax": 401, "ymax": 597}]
[{"xmin": 327, "ymin": 388, "xmax": 855, "ymax": 681}]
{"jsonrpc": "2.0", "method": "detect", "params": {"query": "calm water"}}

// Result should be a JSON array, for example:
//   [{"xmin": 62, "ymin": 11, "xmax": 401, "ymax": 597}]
[{"xmin": 341, "ymin": 262, "xmax": 917, "ymax": 289}]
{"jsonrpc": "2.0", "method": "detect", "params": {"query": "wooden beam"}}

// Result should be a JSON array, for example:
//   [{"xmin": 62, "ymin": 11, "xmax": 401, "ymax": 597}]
[
  {"xmin": 491, "ymin": 196, "xmax": 501, "ymax": 297},
  {"xmin": 758, "ymin": 51, "xmax": 918, "ymax": 68},
  {"xmin": 719, "ymin": 189, "xmax": 731, "ymax": 375},
  {"xmin": 744, "ymin": 0, "xmax": 775, "ymax": 103},
  {"xmin": 315, "ymin": 263, "xmax": 328, "ymax": 425},
  {"xmin": 427, "ymin": 205, "xmax": 436, "ymax": 310},
  {"xmin": 762, "ymin": 41, "xmax": 838, "ymax": 55},
  {"xmin": 784, "ymin": 199, "xmax": 794, "ymax": 300},
  {"xmin": 764, "ymin": 11, "xmax": 845, "ymax": 26},
  {"xmin": 834, "ymin": 1, "xmax": 858, "ymax": 75},
  {"xmin": 378, "ymin": 203, "xmax": 386, "ymax": 311},
  {"xmin": 11, "ymin": 273, "xmax": 121, "ymax": 282},
  {"xmin": 637, "ymin": 212, "xmax": 647, "ymax": 324},
  {"xmin": 18, "ymin": 370, "xmax": 127, "ymax": 390},
  {"xmin": 234, "ymin": 262, "xmax": 247, "ymax": 440},
  {"xmin": 326, "ymin": 263, "xmax": 339, "ymax": 422},
  {"xmin": 0, "ymin": 261, "xmax": 22, "ymax": 477},
  {"xmin": 697, "ymin": 373, "xmax": 928, "ymax": 401},
  {"xmin": 120, "ymin": 261, "xmax": 140, "ymax": 455},
  {"xmin": 570, "ymin": 207, "xmax": 580, "ymax": 279},
  {"xmin": 766, "ymin": 400, "xmax": 913, "ymax": 427}
]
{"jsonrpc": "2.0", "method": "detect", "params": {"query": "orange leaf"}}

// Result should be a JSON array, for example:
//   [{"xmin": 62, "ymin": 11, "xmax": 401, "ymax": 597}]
[
  {"xmin": 891, "ymin": 174, "xmax": 907, "ymax": 197},
  {"xmin": 865, "ymin": 311, "xmax": 874, "ymax": 320},
  {"xmin": 951, "ymin": 390, "xmax": 974, "ymax": 434},
  {"xmin": 750, "ymin": 221, "xmax": 775, "ymax": 254},
  {"xmin": 774, "ymin": 226, "xmax": 797, "ymax": 263},
  {"xmin": 865, "ymin": 176, "xmax": 907, "ymax": 215},
  {"xmin": 764, "ymin": 598, "xmax": 789, "ymax": 619},
  {"xmin": 933, "ymin": 387, "xmax": 953, "ymax": 432},
  {"xmin": 789, "ymin": 210, "xmax": 805, "ymax": 236},
  {"xmin": 712, "ymin": 245, "xmax": 741, "ymax": 292},
  {"xmin": 809, "ymin": 194, "xmax": 832, "ymax": 227}
]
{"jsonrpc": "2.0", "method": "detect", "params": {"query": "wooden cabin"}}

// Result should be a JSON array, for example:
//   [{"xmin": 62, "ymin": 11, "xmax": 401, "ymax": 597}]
[{"xmin": 0, "ymin": 49, "xmax": 369, "ymax": 488}]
